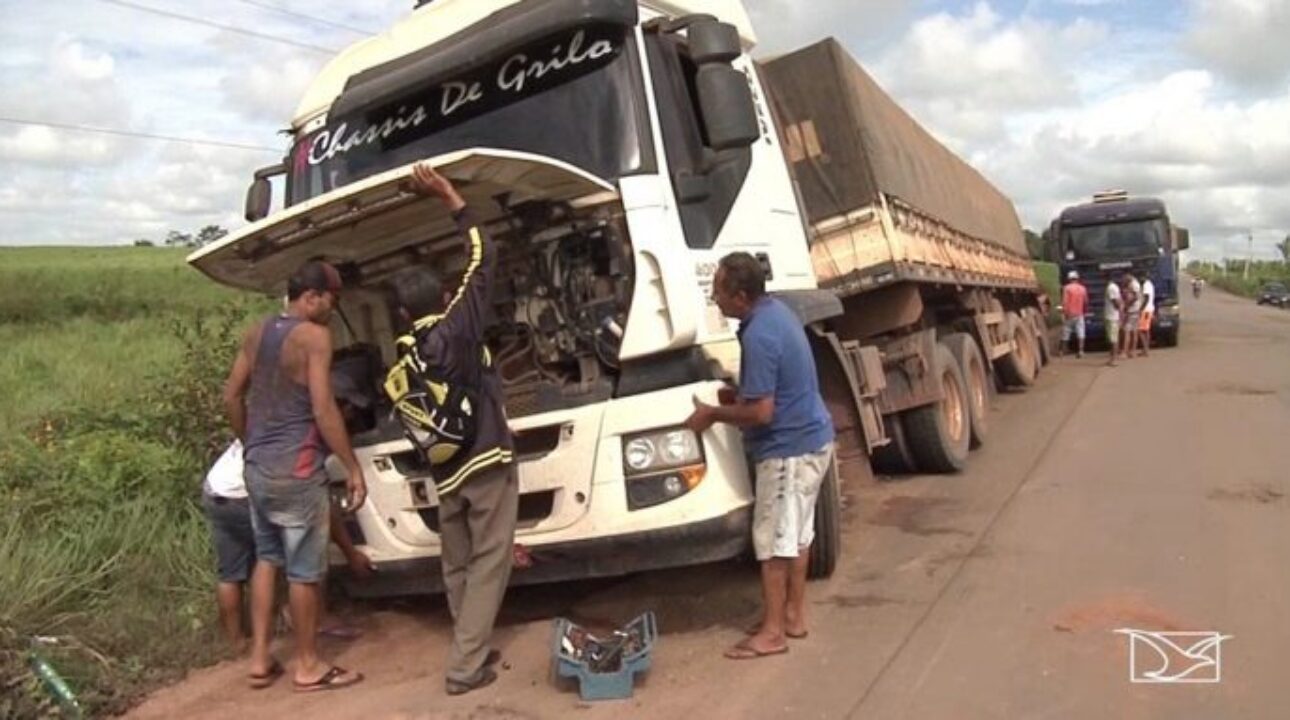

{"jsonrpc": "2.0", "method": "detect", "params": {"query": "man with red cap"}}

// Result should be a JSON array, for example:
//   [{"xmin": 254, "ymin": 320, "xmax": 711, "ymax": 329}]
[{"xmin": 223, "ymin": 259, "xmax": 367, "ymax": 692}]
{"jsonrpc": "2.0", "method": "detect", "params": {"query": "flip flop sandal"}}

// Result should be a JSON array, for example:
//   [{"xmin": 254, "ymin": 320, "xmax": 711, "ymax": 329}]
[
  {"xmin": 724, "ymin": 640, "xmax": 789, "ymax": 660},
  {"xmin": 319, "ymin": 624, "xmax": 363, "ymax": 640},
  {"xmin": 744, "ymin": 624, "xmax": 809, "ymax": 639},
  {"xmin": 293, "ymin": 666, "xmax": 364, "ymax": 693},
  {"xmin": 248, "ymin": 660, "xmax": 284, "ymax": 690}
]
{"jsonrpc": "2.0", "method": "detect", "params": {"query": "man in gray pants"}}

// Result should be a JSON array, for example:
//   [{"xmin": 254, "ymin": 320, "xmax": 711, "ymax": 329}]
[{"xmin": 388, "ymin": 163, "xmax": 517, "ymax": 695}]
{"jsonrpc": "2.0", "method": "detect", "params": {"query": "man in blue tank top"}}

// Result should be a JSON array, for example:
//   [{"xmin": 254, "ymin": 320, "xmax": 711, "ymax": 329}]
[
  {"xmin": 686, "ymin": 252, "xmax": 836, "ymax": 661},
  {"xmin": 224, "ymin": 260, "xmax": 367, "ymax": 692}
]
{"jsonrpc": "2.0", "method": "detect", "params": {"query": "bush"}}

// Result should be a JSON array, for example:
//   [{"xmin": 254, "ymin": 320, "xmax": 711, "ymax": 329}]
[
  {"xmin": 0, "ymin": 297, "xmax": 266, "ymax": 718},
  {"xmin": 1188, "ymin": 260, "xmax": 1290, "ymax": 299}
]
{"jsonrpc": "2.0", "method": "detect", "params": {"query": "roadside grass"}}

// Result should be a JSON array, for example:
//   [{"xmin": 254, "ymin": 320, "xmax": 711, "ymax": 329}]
[
  {"xmin": 0, "ymin": 319, "xmax": 183, "ymax": 437},
  {"xmin": 1189, "ymin": 261, "xmax": 1290, "ymax": 299},
  {"xmin": 0, "ymin": 247, "xmax": 274, "ymax": 718},
  {"xmin": 0, "ymin": 247, "xmax": 235, "ymax": 326}
]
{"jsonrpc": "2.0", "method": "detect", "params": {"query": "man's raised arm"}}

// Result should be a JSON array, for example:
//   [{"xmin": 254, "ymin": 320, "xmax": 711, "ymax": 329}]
[{"xmin": 408, "ymin": 162, "xmax": 498, "ymax": 346}]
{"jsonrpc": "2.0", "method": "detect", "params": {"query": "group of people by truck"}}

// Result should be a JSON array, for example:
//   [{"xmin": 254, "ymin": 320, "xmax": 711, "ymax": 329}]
[
  {"xmin": 183, "ymin": 0, "xmax": 1073, "ymax": 703},
  {"xmin": 207, "ymin": 162, "xmax": 838, "ymax": 696},
  {"xmin": 1058, "ymin": 269, "xmax": 1156, "ymax": 365}
]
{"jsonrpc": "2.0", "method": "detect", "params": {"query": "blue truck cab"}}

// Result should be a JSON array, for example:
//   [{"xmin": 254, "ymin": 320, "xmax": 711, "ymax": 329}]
[{"xmin": 1051, "ymin": 191, "xmax": 1188, "ymax": 347}]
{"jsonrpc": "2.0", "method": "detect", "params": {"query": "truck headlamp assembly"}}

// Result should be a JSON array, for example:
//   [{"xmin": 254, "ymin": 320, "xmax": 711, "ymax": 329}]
[
  {"xmin": 622, "ymin": 427, "xmax": 703, "ymax": 475},
  {"xmin": 622, "ymin": 427, "xmax": 705, "ymax": 510}
]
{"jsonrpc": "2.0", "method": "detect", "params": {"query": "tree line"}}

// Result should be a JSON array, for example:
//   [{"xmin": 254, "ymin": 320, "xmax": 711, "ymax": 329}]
[{"xmin": 133, "ymin": 224, "xmax": 228, "ymax": 248}]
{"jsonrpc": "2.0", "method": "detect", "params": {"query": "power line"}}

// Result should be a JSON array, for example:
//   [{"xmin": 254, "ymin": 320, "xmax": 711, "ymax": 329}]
[
  {"xmin": 231, "ymin": 0, "xmax": 377, "ymax": 37},
  {"xmin": 96, "ymin": 0, "xmax": 340, "ymax": 55},
  {"xmin": 0, "ymin": 117, "xmax": 283, "ymax": 153}
]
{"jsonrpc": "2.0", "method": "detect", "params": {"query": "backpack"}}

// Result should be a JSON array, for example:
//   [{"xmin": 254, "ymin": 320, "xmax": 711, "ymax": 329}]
[{"xmin": 383, "ymin": 331, "xmax": 480, "ymax": 467}]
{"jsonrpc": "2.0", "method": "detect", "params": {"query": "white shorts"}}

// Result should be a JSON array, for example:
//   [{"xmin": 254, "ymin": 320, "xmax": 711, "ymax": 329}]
[{"xmin": 751, "ymin": 442, "xmax": 835, "ymax": 561}]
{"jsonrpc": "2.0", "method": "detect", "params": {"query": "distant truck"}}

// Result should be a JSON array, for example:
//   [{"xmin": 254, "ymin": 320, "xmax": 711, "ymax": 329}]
[
  {"xmin": 190, "ymin": 0, "xmax": 1047, "ymax": 597},
  {"xmin": 1050, "ymin": 191, "xmax": 1188, "ymax": 346}
]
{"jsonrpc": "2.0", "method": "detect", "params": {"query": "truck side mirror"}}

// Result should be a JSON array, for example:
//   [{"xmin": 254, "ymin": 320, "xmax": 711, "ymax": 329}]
[
  {"xmin": 697, "ymin": 66, "xmax": 758, "ymax": 150},
  {"xmin": 688, "ymin": 18, "xmax": 740, "ymax": 64},
  {"xmin": 689, "ymin": 19, "xmax": 759, "ymax": 150},
  {"xmin": 245, "ymin": 178, "xmax": 272, "ymax": 222},
  {"xmin": 1174, "ymin": 227, "xmax": 1190, "ymax": 251},
  {"xmin": 244, "ymin": 163, "xmax": 286, "ymax": 223}
]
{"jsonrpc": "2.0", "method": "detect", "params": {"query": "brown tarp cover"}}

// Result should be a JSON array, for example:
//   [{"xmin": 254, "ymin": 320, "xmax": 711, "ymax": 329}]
[{"xmin": 760, "ymin": 38, "xmax": 1026, "ymax": 258}]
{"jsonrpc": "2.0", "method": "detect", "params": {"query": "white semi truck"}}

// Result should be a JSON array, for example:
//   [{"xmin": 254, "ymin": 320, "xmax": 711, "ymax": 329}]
[{"xmin": 189, "ymin": 0, "xmax": 1047, "ymax": 596}]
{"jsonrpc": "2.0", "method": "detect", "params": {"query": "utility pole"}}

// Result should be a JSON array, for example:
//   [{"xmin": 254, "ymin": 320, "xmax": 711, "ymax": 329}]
[{"xmin": 1244, "ymin": 231, "xmax": 1253, "ymax": 281}]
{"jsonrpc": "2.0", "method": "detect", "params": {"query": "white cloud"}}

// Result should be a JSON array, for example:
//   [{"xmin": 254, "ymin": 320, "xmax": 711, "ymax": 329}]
[
  {"xmin": 51, "ymin": 36, "xmax": 115, "ymax": 80},
  {"xmin": 2, "ymin": 0, "xmax": 1290, "ymax": 264},
  {"xmin": 746, "ymin": 0, "xmax": 914, "ymax": 57},
  {"xmin": 1185, "ymin": 0, "xmax": 1290, "ymax": 90},
  {"xmin": 974, "ymin": 68, "xmax": 1290, "ymax": 260},
  {"xmin": 219, "ymin": 47, "xmax": 327, "ymax": 124},
  {"xmin": 873, "ymin": 3, "xmax": 1106, "ymax": 146},
  {"xmin": 0, "ymin": 36, "xmax": 133, "ymax": 166}
]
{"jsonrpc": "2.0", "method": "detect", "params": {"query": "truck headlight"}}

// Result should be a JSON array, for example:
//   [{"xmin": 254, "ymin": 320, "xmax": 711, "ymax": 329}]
[
  {"xmin": 622, "ymin": 427, "xmax": 705, "ymax": 510},
  {"xmin": 622, "ymin": 428, "xmax": 702, "ymax": 475}
]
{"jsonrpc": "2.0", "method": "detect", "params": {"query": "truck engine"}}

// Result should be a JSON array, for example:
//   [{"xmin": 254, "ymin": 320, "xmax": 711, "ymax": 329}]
[{"xmin": 485, "ymin": 199, "xmax": 633, "ymax": 415}]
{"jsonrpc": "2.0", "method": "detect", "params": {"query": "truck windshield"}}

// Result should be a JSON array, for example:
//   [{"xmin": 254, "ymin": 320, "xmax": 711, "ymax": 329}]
[
  {"xmin": 287, "ymin": 26, "xmax": 649, "ymax": 205},
  {"xmin": 1062, "ymin": 219, "xmax": 1164, "ymax": 261}
]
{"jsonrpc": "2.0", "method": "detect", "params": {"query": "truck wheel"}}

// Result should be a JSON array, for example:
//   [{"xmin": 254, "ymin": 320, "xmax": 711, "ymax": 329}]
[
  {"xmin": 1159, "ymin": 327, "xmax": 1179, "ymax": 347},
  {"xmin": 807, "ymin": 457, "xmax": 841, "ymax": 579},
  {"xmin": 994, "ymin": 312, "xmax": 1037, "ymax": 389},
  {"xmin": 943, "ymin": 333, "xmax": 989, "ymax": 449},
  {"xmin": 871, "ymin": 412, "xmax": 917, "ymax": 475},
  {"xmin": 904, "ymin": 342, "xmax": 971, "ymax": 473}
]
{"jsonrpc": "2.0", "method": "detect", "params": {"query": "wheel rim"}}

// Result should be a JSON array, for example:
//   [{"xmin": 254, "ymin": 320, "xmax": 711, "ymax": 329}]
[
  {"xmin": 967, "ymin": 357, "xmax": 986, "ymax": 421},
  {"xmin": 1014, "ymin": 325, "xmax": 1033, "ymax": 372},
  {"xmin": 942, "ymin": 366, "xmax": 965, "ymax": 444}
]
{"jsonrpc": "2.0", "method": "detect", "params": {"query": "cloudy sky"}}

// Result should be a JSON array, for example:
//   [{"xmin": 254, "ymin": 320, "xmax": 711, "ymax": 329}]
[{"xmin": 2, "ymin": 0, "xmax": 1289, "ymax": 261}]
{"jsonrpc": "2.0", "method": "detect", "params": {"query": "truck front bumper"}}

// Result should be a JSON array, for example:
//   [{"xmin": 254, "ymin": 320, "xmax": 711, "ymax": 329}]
[{"xmin": 340, "ymin": 506, "xmax": 753, "ymax": 598}]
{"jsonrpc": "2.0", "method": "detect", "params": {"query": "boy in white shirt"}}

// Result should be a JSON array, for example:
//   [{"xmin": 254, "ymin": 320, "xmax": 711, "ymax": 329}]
[
  {"xmin": 1104, "ymin": 278, "xmax": 1123, "ymax": 367},
  {"xmin": 1137, "ymin": 273, "xmax": 1156, "ymax": 357}
]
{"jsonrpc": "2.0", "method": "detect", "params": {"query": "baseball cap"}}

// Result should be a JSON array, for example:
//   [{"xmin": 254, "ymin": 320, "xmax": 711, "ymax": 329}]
[
  {"xmin": 1066, "ymin": 270, "xmax": 1079, "ymax": 280},
  {"xmin": 287, "ymin": 260, "xmax": 343, "ymax": 300}
]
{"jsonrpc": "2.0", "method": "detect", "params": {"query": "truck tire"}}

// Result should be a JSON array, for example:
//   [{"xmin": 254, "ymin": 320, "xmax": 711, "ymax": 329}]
[
  {"xmin": 807, "ymin": 457, "xmax": 841, "ymax": 579},
  {"xmin": 871, "ymin": 412, "xmax": 917, "ymax": 475},
  {"xmin": 1030, "ymin": 311, "xmax": 1051, "ymax": 367},
  {"xmin": 903, "ymin": 342, "xmax": 971, "ymax": 473},
  {"xmin": 994, "ymin": 312, "xmax": 1037, "ymax": 389},
  {"xmin": 943, "ymin": 333, "xmax": 989, "ymax": 449},
  {"xmin": 1159, "ymin": 326, "xmax": 1179, "ymax": 347}
]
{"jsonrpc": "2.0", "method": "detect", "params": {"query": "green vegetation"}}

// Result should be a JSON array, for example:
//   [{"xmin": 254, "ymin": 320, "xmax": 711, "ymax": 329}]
[
  {"xmin": 1032, "ymin": 261, "xmax": 1062, "ymax": 326},
  {"xmin": 0, "ymin": 247, "xmax": 274, "ymax": 717},
  {"xmin": 1187, "ymin": 259, "xmax": 1290, "ymax": 299}
]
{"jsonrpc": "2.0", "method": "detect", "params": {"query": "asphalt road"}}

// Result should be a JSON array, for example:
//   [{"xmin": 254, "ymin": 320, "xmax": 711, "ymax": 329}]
[{"xmin": 130, "ymin": 285, "xmax": 1290, "ymax": 720}]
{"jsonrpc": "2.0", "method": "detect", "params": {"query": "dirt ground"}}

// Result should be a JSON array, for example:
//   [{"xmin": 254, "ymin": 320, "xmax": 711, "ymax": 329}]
[{"xmin": 128, "ymin": 285, "xmax": 1290, "ymax": 719}]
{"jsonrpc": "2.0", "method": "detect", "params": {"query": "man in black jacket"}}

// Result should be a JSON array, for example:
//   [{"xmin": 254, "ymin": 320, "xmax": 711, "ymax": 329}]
[{"xmin": 389, "ymin": 163, "xmax": 516, "ymax": 695}]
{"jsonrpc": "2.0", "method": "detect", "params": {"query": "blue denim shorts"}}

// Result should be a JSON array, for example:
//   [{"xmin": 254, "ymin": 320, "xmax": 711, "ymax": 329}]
[
  {"xmin": 202, "ymin": 492, "xmax": 255, "ymax": 583},
  {"xmin": 244, "ymin": 464, "xmax": 330, "ymax": 584}
]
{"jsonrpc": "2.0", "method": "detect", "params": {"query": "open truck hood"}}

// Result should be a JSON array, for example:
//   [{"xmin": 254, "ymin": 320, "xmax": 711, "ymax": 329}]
[{"xmin": 187, "ymin": 149, "xmax": 615, "ymax": 294}]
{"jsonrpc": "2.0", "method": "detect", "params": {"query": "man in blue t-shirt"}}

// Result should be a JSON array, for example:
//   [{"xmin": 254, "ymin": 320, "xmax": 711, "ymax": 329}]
[{"xmin": 686, "ymin": 252, "xmax": 835, "ymax": 660}]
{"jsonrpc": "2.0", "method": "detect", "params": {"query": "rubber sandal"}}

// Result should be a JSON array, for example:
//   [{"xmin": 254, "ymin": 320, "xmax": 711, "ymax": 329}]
[
  {"xmin": 724, "ymin": 639, "xmax": 789, "ymax": 660},
  {"xmin": 293, "ymin": 666, "xmax": 364, "ymax": 693},
  {"xmin": 248, "ymin": 660, "xmax": 283, "ymax": 690},
  {"xmin": 744, "ymin": 624, "xmax": 808, "ymax": 639},
  {"xmin": 319, "ymin": 623, "xmax": 363, "ymax": 640}
]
